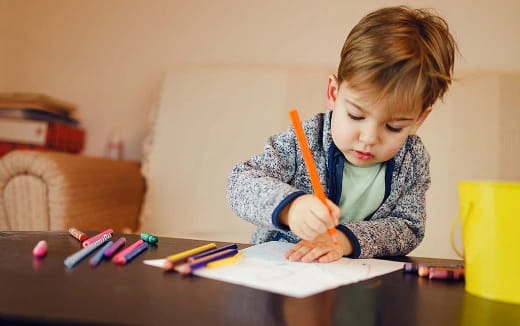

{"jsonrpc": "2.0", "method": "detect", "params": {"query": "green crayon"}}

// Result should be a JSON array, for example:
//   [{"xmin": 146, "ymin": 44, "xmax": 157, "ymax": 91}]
[{"xmin": 140, "ymin": 232, "xmax": 158, "ymax": 244}]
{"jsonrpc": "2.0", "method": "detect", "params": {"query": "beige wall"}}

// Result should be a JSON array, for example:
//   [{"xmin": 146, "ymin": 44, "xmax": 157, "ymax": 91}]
[
  {"xmin": 0, "ymin": 0, "xmax": 7, "ymax": 90},
  {"xmin": 418, "ymin": 73, "xmax": 502, "ymax": 258},
  {"xmin": 499, "ymin": 75, "xmax": 520, "ymax": 180},
  {"xmin": 2, "ymin": 0, "xmax": 520, "ymax": 160}
]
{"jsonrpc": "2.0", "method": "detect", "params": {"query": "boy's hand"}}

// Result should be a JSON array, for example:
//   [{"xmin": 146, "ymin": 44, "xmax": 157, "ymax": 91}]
[
  {"xmin": 284, "ymin": 232, "xmax": 353, "ymax": 263},
  {"xmin": 280, "ymin": 194, "xmax": 340, "ymax": 241}
]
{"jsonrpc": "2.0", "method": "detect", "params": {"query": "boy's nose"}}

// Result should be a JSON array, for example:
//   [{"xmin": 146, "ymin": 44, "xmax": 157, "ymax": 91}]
[{"xmin": 359, "ymin": 125, "xmax": 378, "ymax": 145}]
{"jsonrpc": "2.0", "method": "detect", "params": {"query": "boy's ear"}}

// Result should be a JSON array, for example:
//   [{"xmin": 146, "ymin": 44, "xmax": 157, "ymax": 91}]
[
  {"xmin": 327, "ymin": 74, "xmax": 339, "ymax": 110},
  {"xmin": 410, "ymin": 106, "xmax": 433, "ymax": 134}
]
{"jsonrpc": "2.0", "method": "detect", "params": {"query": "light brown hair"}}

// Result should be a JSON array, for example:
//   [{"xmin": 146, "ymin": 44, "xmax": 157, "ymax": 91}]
[{"xmin": 337, "ymin": 6, "xmax": 457, "ymax": 113}]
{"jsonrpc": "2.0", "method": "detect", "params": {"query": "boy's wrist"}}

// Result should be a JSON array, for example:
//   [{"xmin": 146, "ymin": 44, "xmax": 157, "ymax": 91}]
[
  {"xmin": 278, "ymin": 203, "xmax": 290, "ymax": 226},
  {"xmin": 336, "ymin": 231, "xmax": 354, "ymax": 256}
]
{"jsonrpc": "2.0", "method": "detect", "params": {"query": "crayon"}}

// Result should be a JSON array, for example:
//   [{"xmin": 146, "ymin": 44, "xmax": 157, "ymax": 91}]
[
  {"xmin": 68, "ymin": 228, "xmax": 88, "ymax": 242},
  {"xmin": 115, "ymin": 241, "xmax": 148, "ymax": 265},
  {"xmin": 112, "ymin": 240, "xmax": 145, "ymax": 263},
  {"xmin": 103, "ymin": 237, "xmax": 126, "ymax": 258},
  {"xmin": 403, "ymin": 262, "xmax": 419, "ymax": 273},
  {"xmin": 89, "ymin": 241, "xmax": 113, "ymax": 267},
  {"xmin": 32, "ymin": 240, "xmax": 48, "ymax": 258},
  {"xmin": 140, "ymin": 232, "xmax": 158, "ymax": 244},
  {"xmin": 82, "ymin": 229, "xmax": 113, "ymax": 248},
  {"xmin": 402, "ymin": 263, "xmax": 464, "ymax": 277},
  {"xmin": 64, "ymin": 233, "xmax": 112, "ymax": 268},
  {"xmin": 175, "ymin": 249, "xmax": 239, "ymax": 275},
  {"xmin": 428, "ymin": 267, "xmax": 464, "ymax": 281},
  {"xmin": 289, "ymin": 109, "xmax": 338, "ymax": 244},
  {"xmin": 188, "ymin": 244, "xmax": 238, "ymax": 261},
  {"xmin": 418, "ymin": 265, "xmax": 431, "ymax": 277},
  {"xmin": 163, "ymin": 243, "xmax": 217, "ymax": 270}
]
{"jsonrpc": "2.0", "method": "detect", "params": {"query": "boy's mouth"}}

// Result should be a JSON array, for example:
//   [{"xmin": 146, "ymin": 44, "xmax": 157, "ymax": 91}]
[{"xmin": 353, "ymin": 150, "xmax": 374, "ymax": 160}]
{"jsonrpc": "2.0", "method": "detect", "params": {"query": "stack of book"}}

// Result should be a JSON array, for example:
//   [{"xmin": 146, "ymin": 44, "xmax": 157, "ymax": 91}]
[{"xmin": 0, "ymin": 92, "xmax": 85, "ymax": 157}]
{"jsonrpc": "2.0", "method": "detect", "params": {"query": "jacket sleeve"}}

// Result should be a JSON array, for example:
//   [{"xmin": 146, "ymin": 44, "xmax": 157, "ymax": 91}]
[
  {"xmin": 337, "ymin": 142, "xmax": 431, "ymax": 258},
  {"xmin": 226, "ymin": 127, "xmax": 306, "ymax": 231}
]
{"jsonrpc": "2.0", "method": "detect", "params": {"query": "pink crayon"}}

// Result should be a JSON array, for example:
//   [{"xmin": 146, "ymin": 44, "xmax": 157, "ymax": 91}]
[
  {"xmin": 82, "ymin": 229, "xmax": 113, "ymax": 248},
  {"xmin": 112, "ymin": 239, "xmax": 144, "ymax": 264},
  {"xmin": 32, "ymin": 240, "xmax": 48, "ymax": 257}
]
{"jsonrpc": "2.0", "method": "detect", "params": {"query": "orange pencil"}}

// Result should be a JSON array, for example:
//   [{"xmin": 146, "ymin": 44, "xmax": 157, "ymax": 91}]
[{"xmin": 289, "ymin": 109, "xmax": 338, "ymax": 244}]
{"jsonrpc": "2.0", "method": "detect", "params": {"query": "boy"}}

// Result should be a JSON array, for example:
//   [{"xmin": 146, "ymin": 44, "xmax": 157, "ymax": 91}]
[{"xmin": 227, "ymin": 6, "xmax": 456, "ymax": 262}]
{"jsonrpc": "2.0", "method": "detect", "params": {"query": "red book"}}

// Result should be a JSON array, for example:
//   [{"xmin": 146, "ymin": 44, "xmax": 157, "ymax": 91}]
[{"xmin": 0, "ymin": 117, "xmax": 85, "ymax": 157}]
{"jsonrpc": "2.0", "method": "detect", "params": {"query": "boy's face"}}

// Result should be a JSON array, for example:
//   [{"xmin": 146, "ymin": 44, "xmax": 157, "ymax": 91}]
[{"xmin": 327, "ymin": 75, "xmax": 431, "ymax": 167}]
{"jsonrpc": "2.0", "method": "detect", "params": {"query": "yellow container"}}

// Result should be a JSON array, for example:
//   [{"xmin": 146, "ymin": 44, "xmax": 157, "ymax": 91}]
[{"xmin": 458, "ymin": 181, "xmax": 520, "ymax": 305}]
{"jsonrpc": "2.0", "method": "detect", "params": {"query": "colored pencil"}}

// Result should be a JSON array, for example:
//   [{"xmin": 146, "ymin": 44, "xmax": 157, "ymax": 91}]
[
  {"xmin": 188, "ymin": 244, "xmax": 238, "ymax": 261},
  {"xmin": 206, "ymin": 252, "xmax": 243, "ymax": 268},
  {"xmin": 175, "ymin": 249, "xmax": 239, "ymax": 275},
  {"xmin": 289, "ymin": 109, "xmax": 338, "ymax": 243},
  {"xmin": 163, "ymin": 243, "xmax": 217, "ymax": 270}
]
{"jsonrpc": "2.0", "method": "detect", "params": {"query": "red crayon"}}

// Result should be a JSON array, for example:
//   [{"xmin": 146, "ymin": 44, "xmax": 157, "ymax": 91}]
[{"xmin": 68, "ymin": 228, "xmax": 88, "ymax": 242}]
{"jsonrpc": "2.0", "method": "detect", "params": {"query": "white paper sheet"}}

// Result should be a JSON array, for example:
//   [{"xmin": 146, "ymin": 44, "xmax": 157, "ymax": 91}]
[{"xmin": 143, "ymin": 241, "xmax": 404, "ymax": 298}]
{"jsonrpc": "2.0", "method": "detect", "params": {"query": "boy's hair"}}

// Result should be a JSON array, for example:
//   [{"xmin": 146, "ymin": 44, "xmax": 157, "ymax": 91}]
[{"xmin": 337, "ymin": 6, "xmax": 457, "ymax": 113}]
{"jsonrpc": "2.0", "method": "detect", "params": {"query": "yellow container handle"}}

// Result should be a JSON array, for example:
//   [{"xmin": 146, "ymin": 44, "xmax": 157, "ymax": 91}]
[{"xmin": 450, "ymin": 201, "xmax": 473, "ymax": 259}]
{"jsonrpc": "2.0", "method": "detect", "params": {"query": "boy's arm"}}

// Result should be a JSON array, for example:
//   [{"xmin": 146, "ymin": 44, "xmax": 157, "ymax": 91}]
[
  {"xmin": 338, "ymin": 141, "xmax": 431, "ymax": 258},
  {"xmin": 226, "ymin": 127, "xmax": 306, "ymax": 231}
]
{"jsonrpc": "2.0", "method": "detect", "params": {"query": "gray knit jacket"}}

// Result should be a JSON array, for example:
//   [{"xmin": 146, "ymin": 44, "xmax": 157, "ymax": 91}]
[{"xmin": 227, "ymin": 111, "xmax": 430, "ymax": 258}]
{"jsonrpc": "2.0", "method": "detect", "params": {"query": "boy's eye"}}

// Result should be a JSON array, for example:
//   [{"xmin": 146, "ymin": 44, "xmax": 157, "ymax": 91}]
[
  {"xmin": 348, "ymin": 113, "xmax": 364, "ymax": 121},
  {"xmin": 386, "ymin": 125, "xmax": 403, "ymax": 132}
]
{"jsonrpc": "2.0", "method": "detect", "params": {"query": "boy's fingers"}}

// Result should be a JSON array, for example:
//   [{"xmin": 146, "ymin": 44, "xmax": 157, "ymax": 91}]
[
  {"xmin": 305, "ymin": 214, "xmax": 328, "ymax": 235},
  {"xmin": 309, "ymin": 201, "xmax": 335, "ymax": 228},
  {"xmin": 318, "ymin": 251, "xmax": 339, "ymax": 263},
  {"xmin": 287, "ymin": 244, "xmax": 312, "ymax": 262},
  {"xmin": 297, "ymin": 222, "xmax": 316, "ymax": 241},
  {"xmin": 285, "ymin": 242, "xmax": 304, "ymax": 258},
  {"xmin": 301, "ymin": 247, "xmax": 326, "ymax": 263}
]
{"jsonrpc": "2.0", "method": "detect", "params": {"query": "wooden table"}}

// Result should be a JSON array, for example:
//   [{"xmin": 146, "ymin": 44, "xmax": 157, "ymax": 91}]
[{"xmin": 1, "ymin": 231, "xmax": 519, "ymax": 325}]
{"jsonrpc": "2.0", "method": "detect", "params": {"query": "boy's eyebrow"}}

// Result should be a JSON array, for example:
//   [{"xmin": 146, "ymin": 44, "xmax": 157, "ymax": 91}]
[
  {"xmin": 345, "ymin": 98, "xmax": 414, "ymax": 121},
  {"xmin": 345, "ymin": 98, "xmax": 367, "ymax": 113}
]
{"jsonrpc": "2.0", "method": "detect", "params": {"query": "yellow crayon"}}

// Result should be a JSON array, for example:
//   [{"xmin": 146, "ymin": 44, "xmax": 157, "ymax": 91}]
[{"xmin": 207, "ymin": 252, "xmax": 243, "ymax": 268}]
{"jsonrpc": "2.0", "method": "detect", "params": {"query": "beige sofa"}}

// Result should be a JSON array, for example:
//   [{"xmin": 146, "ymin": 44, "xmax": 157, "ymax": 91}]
[{"xmin": 0, "ymin": 150, "xmax": 144, "ymax": 232}]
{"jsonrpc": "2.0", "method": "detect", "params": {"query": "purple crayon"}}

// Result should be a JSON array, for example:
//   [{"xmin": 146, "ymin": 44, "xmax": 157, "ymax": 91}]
[{"xmin": 103, "ymin": 237, "xmax": 126, "ymax": 258}]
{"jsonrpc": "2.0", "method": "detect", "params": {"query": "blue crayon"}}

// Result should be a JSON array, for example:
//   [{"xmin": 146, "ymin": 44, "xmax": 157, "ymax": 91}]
[
  {"xmin": 64, "ymin": 234, "xmax": 112, "ymax": 268},
  {"xmin": 89, "ymin": 241, "xmax": 113, "ymax": 267},
  {"xmin": 120, "ymin": 241, "xmax": 148, "ymax": 264}
]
